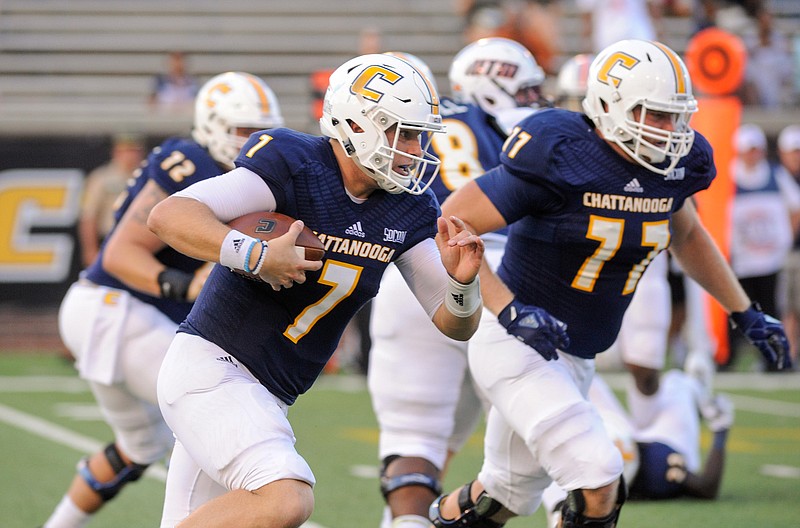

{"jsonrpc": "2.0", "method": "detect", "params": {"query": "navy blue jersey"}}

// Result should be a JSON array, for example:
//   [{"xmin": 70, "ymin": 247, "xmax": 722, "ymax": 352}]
[
  {"xmin": 428, "ymin": 97, "xmax": 508, "ymax": 205},
  {"xmin": 181, "ymin": 129, "xmax": 441, "ymax": 404},
  {"xmin": 476, "ymin": 109, "xmax": 716, "ymax": 357},
  {"xmin": 630, "ymin": 442, "xmax": 684, "ymax": 499},
  {"xmin": 84, "ymin": 137, "xmax": 220, "ymax": 323}
]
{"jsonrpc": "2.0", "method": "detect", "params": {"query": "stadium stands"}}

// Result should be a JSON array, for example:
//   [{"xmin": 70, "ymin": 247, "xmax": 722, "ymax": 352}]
[{"xmin": 0, "ymin": 0, "xmax": 797, "ymax": 137}]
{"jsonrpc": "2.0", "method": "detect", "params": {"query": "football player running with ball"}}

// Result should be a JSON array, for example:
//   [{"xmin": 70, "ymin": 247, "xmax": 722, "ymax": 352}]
[
  {"xmin": 147, "ymin": 53, "xmax": 484, "ymax": 528},
  {"xmin": 43, "ymin": 72, "xmax": 284, "ymax": 528},
  {"xmin": 369, "ymin": 39, "xmax": 550, "ymax": 528},
  {"xmin": 428, "ymin": 39, "xmax": 791, "ymax": 528}
]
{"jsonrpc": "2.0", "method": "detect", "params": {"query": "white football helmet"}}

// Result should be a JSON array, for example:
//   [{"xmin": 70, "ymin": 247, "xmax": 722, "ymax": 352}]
[
  {"xmin": 556, "ymin": 53, "xmax": 595, "ymax": 112},
  {"xmin": 320, "ymin": 53, "xmax": 445, "ymax": 195},
  {"xmin": 583, "ymin": 40, "xmax": 698, "ymax": 175},
  {"xmin": 383, "ymin": 51, "xmax": 439, "ymax": 95},
  {"xmin": 193, "ymin": 71, "xmax": 284, "ymax": 169},
  {"xmin": 449, "ymin": 37, "xmax": 548, "ymax": 118}
]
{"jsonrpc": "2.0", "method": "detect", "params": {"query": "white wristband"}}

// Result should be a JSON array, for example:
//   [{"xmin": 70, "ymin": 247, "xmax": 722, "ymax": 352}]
[
  {"xmin": 444, "ymin": 275, "xmax": 481, "ymax": 318},
  {"xmin": 219, "ymin": 229, "xmax": 259, "ymax": 272},
  {"xmin": 252, "ymin": 240, "xmax": 269, "ymax": 275}
]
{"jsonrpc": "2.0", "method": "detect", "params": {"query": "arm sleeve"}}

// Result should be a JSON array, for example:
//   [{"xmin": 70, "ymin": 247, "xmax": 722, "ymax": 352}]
[
  {"xmin": 173, "ymin": 167, "xmax": 277, "ymax": 222},
  {"xmin": 394, "ymin": 237, "xmax": 448, "ymax": 319}
]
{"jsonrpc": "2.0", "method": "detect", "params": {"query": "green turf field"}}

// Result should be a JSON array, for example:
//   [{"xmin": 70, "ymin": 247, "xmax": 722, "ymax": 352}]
[{"xmin": 1, "ymin": 353, "xmax": 798, "ymax": 527}]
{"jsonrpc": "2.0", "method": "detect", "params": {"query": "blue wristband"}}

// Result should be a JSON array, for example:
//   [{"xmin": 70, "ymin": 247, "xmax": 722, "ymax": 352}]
[{"xmin": 242, "ymin": 240, "xmax": 259, "ymax": 274}]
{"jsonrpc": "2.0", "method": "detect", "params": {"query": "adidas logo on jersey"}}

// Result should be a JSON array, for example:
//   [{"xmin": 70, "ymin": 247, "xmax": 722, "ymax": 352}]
[
  {"xmin": 623, "ymin": 178, "xmax": 644, "ymax": 193},
  {"xmin": 664, "ymin": 167, "xmax": 685, "ymax": 181},
  {"xmin": 216, "ymin": 355, "xmax": 238, "ymax": 367},
  {"xmin": 345, "ymin": 221, "xmax": 366, "ymax": 238}
]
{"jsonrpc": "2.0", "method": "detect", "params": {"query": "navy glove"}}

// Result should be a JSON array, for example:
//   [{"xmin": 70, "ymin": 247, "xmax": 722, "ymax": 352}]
[
  {"xmin": 729, "ymin": 303, "xmax": 792, "ymax": 371},
  {"xmin": 497, "ymin": 299, "xmax": 570, "ymax": 360}
]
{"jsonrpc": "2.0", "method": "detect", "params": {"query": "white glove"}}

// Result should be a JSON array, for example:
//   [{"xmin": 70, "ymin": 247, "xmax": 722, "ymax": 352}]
[
  {"xmin": 684, "ymin": 348, "xmax": 715, "ymax": 405},
  {"xmin": 700, "ymin": 394, "xmax": 735, "ymax": 433}
]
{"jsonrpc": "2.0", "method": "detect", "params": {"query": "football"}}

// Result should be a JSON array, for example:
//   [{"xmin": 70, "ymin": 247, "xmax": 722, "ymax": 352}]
[{"xmin": 228, "ymin": 211, "xmax": 325, "ymax": 262}]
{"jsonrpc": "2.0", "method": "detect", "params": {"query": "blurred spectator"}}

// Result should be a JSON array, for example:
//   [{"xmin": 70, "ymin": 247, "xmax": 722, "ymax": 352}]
[
  {"xmin": 456, "ymin": 0, "xmax": 560, "ymax": 74},
  {"xmin": 576, "ymin": 0, "xmax": 663, "ymax": 53},
  {"xmin": 457, "ymin": 0, "xmax": 511, "ymax": 43},
  {"xmin": 700, "ymin": 0, "xmax": 767, "ymax": 38},
  {"xmin": 741, "ymin": 12, "xmax": 795, "ymax": 108},
  {"xmin": 513, "ymin": 1, "xmax": 561, "ymax": 75},
  {"xmin": 663, "ymin": 0, "xmax": 694, "ymax": 17},
  {"xmin": 148, "ymin": 51, "xmax": 199, "ymax": 113},
  {"xmin": 727, "ymin": 123, "xmax": 800, "ymax": 370},
  {"xmin": 358, "ymin": 26, "xmax": 383, "ymax": 55},
  {"xmin": 78, "ymin": 133, "xmax": 145, "ymax": 267},
  {"xmin": 776, "ymin": 125, "xmax": 800, "ymax": 366}
]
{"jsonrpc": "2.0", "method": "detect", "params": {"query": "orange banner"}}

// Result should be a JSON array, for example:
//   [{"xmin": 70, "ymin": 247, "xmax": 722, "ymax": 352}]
[{"xmin": 685, "ymin": 29, "xmax": 747, "ymax": 364}]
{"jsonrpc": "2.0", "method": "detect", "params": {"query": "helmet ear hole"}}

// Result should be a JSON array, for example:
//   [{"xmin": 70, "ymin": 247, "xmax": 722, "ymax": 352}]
[{"xmin": 346, "ymin": 120, "xmax": 363, "ymax": 133}]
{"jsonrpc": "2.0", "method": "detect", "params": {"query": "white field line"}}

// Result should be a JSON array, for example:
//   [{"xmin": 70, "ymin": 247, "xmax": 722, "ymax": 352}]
[
  {"xmin": 0, "ymin": 375, "xmax": 90, "ymax": 392},
  {"xmin": 0, "ymin": 389, "xmax": 326, "ymax": 527},
  {"xmin": 600, "ymin": 371, "xmax": 800, "ymax": 391},
  {"xmin": 3, "ymin": 371, "xmax": 798, "ymax": 394},
  {"xmin": 6, "ymin": 374, "xmax": 800, "ymax": 418},
  {"xmin": 0, "ymin": 402, "xmax": 167, "ymax": 481}
]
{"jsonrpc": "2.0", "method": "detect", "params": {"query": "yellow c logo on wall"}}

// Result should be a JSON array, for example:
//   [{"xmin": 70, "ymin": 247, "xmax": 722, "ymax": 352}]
[{"xmin": 0, "ymin": 169, "xmax": 83, "ymax": 282}]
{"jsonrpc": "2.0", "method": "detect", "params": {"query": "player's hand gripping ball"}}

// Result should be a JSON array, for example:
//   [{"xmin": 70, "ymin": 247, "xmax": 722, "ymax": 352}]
[{"xmin": 227, "ymin": 212, "xmax": 325, "ymax": 280}]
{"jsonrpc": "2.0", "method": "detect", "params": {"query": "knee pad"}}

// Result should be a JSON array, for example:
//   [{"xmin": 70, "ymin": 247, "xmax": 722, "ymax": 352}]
[
  {"xmin": 560, "ymin": 477, "xmax": 627, "ymax": 528},
  {"xmin": 380, "ymin": 456, "xmax": 442, "ymax": 501},
  {"xmin": 429, "ymin": 481, "xmax": 505, "ymax": 528},
  {"xmin": 78, "ymin": 443, "xmax": 149, "ymax": 502}
]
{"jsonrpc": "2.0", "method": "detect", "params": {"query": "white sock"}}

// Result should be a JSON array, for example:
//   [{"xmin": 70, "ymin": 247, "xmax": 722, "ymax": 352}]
[
  {"xmin": 381, "ymin": 505, "xmax": 393, "ymax": 528},
  {"xmin": 391, "ymin": 514, "xmax": 432, "ymax": 527},
  {"xmin": 43, "ymin": 495, "xmax": 91, "ymax": 528}
]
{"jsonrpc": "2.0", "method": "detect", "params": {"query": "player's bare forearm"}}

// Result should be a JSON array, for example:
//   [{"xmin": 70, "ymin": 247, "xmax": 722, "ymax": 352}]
[
  {"xmin": 669, "ymin": 202, "xmax": 749, "ymax": 313},
  {"xmin": 682, "ymin": 431, "xmax": 727, "ymax": 499},
  {"xmin": 440, "ymin": 181, "xmax": 507, "ymax": 237},
  {"xmin": 187, "ymin": 262, "xmax": 214, "ymax": 301},
  {"xmin": 478, "ymin": 259, "xmax": 514, "ymax": 316},
  {"xmin": 104, "ymin": 180, "xmax": 171, "ymax": 296},
  {"xmin": 432, "ymin": 301, "xmax": 481, "ymax": 341},
  {"xmin": 148, "ymin": 195, "xmax": 231, "ymax": 263}
]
